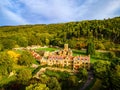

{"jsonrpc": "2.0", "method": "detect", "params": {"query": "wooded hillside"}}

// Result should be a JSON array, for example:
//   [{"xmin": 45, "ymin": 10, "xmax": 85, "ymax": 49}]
[{"xmin": 0, "ymin": 17, "xmax": 120, "ymax": 50}]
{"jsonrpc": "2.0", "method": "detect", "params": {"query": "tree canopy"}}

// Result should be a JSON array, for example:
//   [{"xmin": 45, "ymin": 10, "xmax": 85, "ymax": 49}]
[{"xmin": 0, "ymin": 17, "xmax": 120, "ymax": 50}]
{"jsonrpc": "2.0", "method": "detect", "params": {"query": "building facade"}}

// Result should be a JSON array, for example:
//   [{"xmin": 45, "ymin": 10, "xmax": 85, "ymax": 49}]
[{"xmin": 40, "ymin": 44, "xmax": 90, "ymax": 70}]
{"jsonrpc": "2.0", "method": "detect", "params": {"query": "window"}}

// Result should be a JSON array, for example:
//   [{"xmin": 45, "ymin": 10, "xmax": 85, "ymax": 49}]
[{"xmin": 64, "ymin": 61, "xmax": 67, "ymax": 63}]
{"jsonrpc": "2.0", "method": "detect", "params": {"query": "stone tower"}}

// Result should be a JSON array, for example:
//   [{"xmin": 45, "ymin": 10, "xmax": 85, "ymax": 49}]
[{"xmin": 64, "ymin": 44, "xmax": 68, "ymax": 51}]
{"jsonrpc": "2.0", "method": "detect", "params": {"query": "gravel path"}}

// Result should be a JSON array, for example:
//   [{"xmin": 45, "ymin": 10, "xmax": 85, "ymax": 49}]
[{"xmin": 79, "ymin": 71, "xmax": 94, "ymax": 90}]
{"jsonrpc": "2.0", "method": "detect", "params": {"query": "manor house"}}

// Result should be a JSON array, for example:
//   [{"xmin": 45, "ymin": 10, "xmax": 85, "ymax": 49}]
[{"xmin": 39, "ymin": 44, "xmax": 90, "ymax": 70}]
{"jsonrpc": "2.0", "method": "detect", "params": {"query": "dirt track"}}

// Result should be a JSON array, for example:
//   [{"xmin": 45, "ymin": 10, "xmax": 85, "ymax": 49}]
[{"xmin": 79, "ymin": 71, "xmax": 94, "ymax": 90}]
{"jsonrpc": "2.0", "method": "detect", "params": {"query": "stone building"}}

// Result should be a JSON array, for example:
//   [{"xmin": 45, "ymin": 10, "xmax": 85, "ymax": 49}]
[{"xmin": 40, "ymin": 44, "xmax": 90, "ymax": 70}]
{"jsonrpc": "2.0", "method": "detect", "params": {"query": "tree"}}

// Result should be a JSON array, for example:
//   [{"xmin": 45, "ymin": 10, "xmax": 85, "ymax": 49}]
[
  {"xmin": 111, "ymin": 65, "xmax": 120, "ymax": 90},
  {"xmin": 103, "ymin": 42, "xmax": 115, "ymax": 50},
  {"xmin": 0, "ymin": 52, "xmax": 13, "ymax": 76},
  {"xmin": 96, "ymin": 42, "xmax": 105, "ymax": 50},
  {"xmin": 18, "ymin": 51, "xmax": 35, "ymax": 66},
  {"xmin": 81, "ymin": 68, "xmax": 88, "ymax": 79},
  {"xmin": 86, "ymin": 41, "xmax": 95, "ymax": 55},
  {"xmin": 93, "ymin": 60, "xmax": 110, "ymax": 79},
  {"xmin": 0, "ymin": 44, "xmax": 3, "ymax": 51},
  {"xmin": 16, "ymin": 69, "xmax": 32, "ymax": 84},
  {"xmin": 108, "ymin": 51, "xmax": 116, "ymax": 59},
  {"xmin": 78, "ymin": 68, "xmax": 88, "ymax": 80},
  {"xmin": 47, "ymin": 77, "xmax": 61, "ymax": 90},
  {"xmin": 39, "ymin": 74, "xmax": 50, "ymax": 84},
  {"xmin": 68, "ymin": 75, "xmax": 78, "ymax": 87},
  {"xmin": 26, "ymin": 83, "xmax": 49, "ymax": 90},
  {"xmin": 13, "ymin": 36, "xmax": 28, "ymax": 47},
  {"xmin": 7, "ymin": 50, "xmax": 20, "ymax": 63},
  {"xmin": 45, "ymin": 39, "xmax": 50, "ymax": 45},
  {"xmin": 2, "ymin": 39, "xmax": 16, "ymax": 49},
  {"xmin": 93, "ymin": 60, "xmax": 111, "ymax": 89},
  {"xmin": 68, "ymin": 39, "xmax": 76, "ymax": 48}
]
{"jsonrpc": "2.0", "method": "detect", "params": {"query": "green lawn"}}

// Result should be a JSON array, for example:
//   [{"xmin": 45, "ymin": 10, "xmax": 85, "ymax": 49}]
[
  {"xmin": 36, "ymin": 47, "xmax": 58, "ymax": 52},
  {"xmin": 72, "ymin": 49, "xmax": 86, "ymax": 56},
  {"xmin": 90, "ymin": 55, "xmax": 108, "ymax": 63}
]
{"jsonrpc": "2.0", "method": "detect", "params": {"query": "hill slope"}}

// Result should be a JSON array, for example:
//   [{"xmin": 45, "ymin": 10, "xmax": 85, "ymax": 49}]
[{"xmin": 0, "ymin": 17, "xmax": 120, "ymax": 50}]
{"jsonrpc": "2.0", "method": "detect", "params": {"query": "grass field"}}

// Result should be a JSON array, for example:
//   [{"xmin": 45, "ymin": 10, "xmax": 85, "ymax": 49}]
[
  {"xmin": 36, "ymin": 47, "xmax": 58, "ymax": 52},
  {"xmin": 72, "ymin": 49, "xmax": 86, "ymax": 56}
]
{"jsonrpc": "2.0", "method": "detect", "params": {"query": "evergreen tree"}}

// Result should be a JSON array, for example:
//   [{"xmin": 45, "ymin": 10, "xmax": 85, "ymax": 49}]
[{"xmin": 86, "ymin": 41, "xmax": 95, "ymax": 55}]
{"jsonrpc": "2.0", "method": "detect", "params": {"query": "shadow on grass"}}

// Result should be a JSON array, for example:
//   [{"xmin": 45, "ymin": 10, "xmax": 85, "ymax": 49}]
[
  {"xmin": 91, "ymin": 55, "xmax": 109, "ymax": 61},
  {"xmin": 72, "ymin": 50, "xmax": 86, "ymax": 56}
]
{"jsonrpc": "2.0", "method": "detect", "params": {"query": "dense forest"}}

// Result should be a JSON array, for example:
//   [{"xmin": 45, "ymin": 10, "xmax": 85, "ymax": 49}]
[
  {"xmin": 0, "ymin": 17, "xmax": 120, "ymax": 90},
  {"xmin": 0, "ymin": 17, "xmax": 120, "ymax": 51}
]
